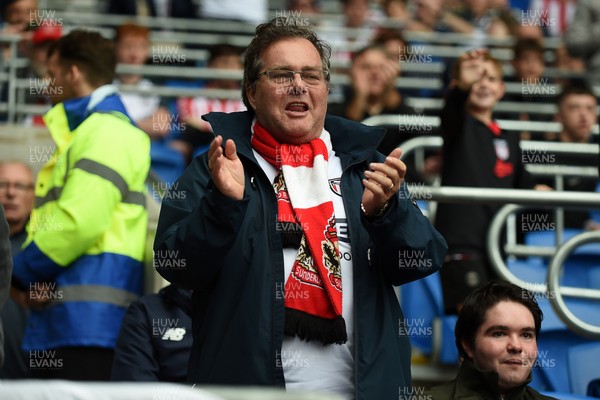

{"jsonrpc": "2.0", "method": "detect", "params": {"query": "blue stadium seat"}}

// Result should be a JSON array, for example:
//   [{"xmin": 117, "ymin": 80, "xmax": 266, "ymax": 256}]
[
  {"xmin": 401, "ymin": 272, "xmax": 458, "ymax": 364},
  {"xmin": 541, "ymin": 391, "xmax": 600, "ymax": 400},
  {"xmin": 524, "ymin": 229, "xmax": 600, "ymax": 289},
  {"xmin": 401, "ymin": 272, "xmax": 442, "ymax": 356},
  {"xmin": 590, "ymin": 181, "xmax": 600, "ymax": 223},
  {"xmin": 150, "ymin": 142, "xmax": 186, "ymax": 186},
  {"xmin": 568, "ymin": 342, "xmax": 600, "ymax": 396},
  {"xmin": 531, "ymin": 330, "xmax": 596, "ymax": 393}
]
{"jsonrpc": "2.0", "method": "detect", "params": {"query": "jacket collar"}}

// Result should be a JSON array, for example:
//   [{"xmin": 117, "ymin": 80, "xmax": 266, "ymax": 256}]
[
  {"xmin": 160, "ymin": 284, "xmax": 192, "ymax": 317},
  {"xmin": 458, "ymin": 359, "xmax": 533, "ymax": 399},
  {"xmin": 202, "ymin": 111, "xmax": 386, "ymax": 168},
  {"xmin": 43, "ymin": 85, "xmax": 134, "ymax": 152}
]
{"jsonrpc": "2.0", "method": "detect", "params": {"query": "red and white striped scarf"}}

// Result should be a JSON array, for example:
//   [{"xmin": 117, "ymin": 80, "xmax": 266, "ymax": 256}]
[{"xmin": 251, "ymin": 120, "xmax": 347, "ymax": 345}]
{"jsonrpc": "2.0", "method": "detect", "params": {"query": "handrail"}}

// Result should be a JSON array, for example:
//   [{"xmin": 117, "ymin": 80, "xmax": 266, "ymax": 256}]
[
  {"xmin": 547, "ymin": 231, "xmax": 600, "ymax": 339},
  {"xmin": 487, "ymin": 204, "xmax": 600, "ymax": 339},
  {"xmin": 409, "ymin": 186, "xmax": 600, "ymax": 207},
  {"xmin": 405, "ymin": 187, "xmax": 600, "ymax": 338},
  {"xmin": 361, "ymin": 116, "xmax": 600, "ymax": 135}
]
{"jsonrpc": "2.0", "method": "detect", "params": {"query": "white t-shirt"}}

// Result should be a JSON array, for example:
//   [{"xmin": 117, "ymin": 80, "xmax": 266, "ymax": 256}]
[
  {"xmin": 253, "ymin": 135, "xmax": 355, "ymax": 400},
  {"xmin": 199, "ymin": 0, "xmax": 267, "ymax": 24},
  {"xmin": 115, "ymin": 78, "xmax": 161, "ymax": 122}
]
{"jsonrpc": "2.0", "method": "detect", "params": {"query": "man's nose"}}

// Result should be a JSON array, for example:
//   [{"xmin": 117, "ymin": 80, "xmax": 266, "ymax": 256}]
[{"xmin": 507, "ymin": 336, "xmax": 523, "ymax": 353}]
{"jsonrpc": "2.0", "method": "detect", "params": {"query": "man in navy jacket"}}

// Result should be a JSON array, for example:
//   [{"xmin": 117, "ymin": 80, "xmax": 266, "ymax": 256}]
[{"xmin": 154, "ymin": 18, "xmax": 447, "ymax": 400}]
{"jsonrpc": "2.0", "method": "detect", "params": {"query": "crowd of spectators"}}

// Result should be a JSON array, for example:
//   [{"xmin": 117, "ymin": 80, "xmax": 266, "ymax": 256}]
[{"xmin": 0, "ymin": 0, "xmax": 599, "ymax": 392}]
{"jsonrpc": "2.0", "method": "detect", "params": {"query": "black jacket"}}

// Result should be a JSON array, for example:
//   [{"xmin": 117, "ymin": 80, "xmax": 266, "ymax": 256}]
[
  {"xmin": 425, "ymin": 359, "xmax": 557, "ymax": 400},
  {"xmin": 154, "ymin": 111, "xmax": 448, "ymax": 399},
  {"xmin": 0, "ymin": 206, "xmax": 13, "ymax": 369},
  {"xmin": 111, "ymin": 284, "xmax": 192, "ymax": 382},
  {"xmin": 436, "ymin": 88, "xmax": 535, "ymax": 253}
]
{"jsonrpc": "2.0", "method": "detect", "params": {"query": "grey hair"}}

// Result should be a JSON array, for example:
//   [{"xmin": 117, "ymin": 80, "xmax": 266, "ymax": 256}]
[{"xmin": 242, "ymin": 18, "xmax": 332, "ymax": 111}]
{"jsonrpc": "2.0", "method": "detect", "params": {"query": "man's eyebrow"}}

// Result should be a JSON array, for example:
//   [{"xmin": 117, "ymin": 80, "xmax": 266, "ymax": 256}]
[
  {"xmin": 483, "ymin": 325, "xmax": 536, "ymax": 334},
  {"xmin": 483, "ymin": 325, "xmax": 509, "ymax": 334},
  {"xmin": 266, "ymin": 65, "xmax": 323, "ymax": 70}
]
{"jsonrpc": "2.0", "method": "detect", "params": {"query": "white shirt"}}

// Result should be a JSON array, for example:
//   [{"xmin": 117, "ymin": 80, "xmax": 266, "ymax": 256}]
[
  {"xmin": 115, "ymin": 78, "xmax": 161, "ymax": 122},
  {"xmin": 253, "ymin": 134, "xmax": 356, "ymax": 400}
]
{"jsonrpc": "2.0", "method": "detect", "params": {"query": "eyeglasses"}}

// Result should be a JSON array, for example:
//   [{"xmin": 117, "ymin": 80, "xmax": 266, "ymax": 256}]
[
  {"xmin": 257, "ymin": 69, "xmax": 329, "ymax": 86},
  {"xmin": 0, "ymin": 181, "xmax": 34, "ymax": 193}
]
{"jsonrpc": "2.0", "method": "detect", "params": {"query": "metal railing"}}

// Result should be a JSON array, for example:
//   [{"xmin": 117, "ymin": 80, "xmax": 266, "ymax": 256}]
[
  {"xmin": 361, "ymin": 116, "xmax": 600, "ymax": 135},
  {"xmin": 407, "ymin": 186, "xmax": 600, "ymax": 338},
  {"xmin": 400, "ymin": 134, "xmax": 600, "ymax": 338}
]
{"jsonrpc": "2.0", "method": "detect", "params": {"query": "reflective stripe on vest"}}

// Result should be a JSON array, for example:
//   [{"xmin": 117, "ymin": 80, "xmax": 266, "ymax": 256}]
[
  {"xmin": 35, "ymin": 158, "xmax": 145, "ymax": 208},
  {"xmin": 50, "ymin": 285, "xmax": 139, "ymax": 308}
]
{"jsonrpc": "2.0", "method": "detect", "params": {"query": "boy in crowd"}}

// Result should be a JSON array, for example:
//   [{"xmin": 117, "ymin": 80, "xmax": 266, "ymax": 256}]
[{"xmin": 435, "ymin": 49, "xmax": 548, "ymax": 315}]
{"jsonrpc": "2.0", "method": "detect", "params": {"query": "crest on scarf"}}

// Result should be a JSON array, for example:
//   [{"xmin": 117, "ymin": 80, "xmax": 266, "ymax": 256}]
[
  {"xmin": 328, "ymin": 178, "xmax": 342, "ymax": 197},
  {"xmin": 292, "ymin": 236, "xmax": 324, "ymax": 288},
  {"xmin": 274, "ymin": 172, "xmax": 290, "ymax": 203},
  {"xmin": 493, "ymin": 138, "xmax": 510, "ymax": 161},
  {"xmin": 323, "ymin": 216, "xmax": 342, "ymax": 292}
]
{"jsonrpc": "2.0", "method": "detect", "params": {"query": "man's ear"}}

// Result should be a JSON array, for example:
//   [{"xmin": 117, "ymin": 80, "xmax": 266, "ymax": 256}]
[
  {"xmin": 246, "ymin": 85, "xmax": 257, "ymax": 111},
  {"xmin": 461, "ymin": 339, "xmax": 475, "ymax": 360},
  {"xmin": 68, "ymin": 64, "xmax": 80, "ymax": 81}
]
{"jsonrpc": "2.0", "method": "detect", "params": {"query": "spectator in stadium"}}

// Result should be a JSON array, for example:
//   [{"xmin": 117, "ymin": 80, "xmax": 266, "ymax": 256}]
[
  {"xmin": 0, "ymin": 160, "xmax": 33, "ymax": 379},
  {"xmin": 503, "ymin": 38, "xmax": 555, "ymax": 140},
  {"xmin": 564, "ymin": 0, "xmax": 600, "ymax": 87},
  {"xmin": 553, "ymin": 44, "xmax": 585, "ymax": 86},
  {"xmin": 0, "ymin": 0, "xmax": 37, "ymax": 121},
  {"xmin": 198, "ymin": 0, "xmax": 267, "ymax": 25},
  {"xmin": 322, "ymin": 0, "xmax": 379, "ymax": 67},
  {"xmin": 10, "ymin": 29, "xmax": 150, "ymax": 381},
  {"xmin": 381, "ymin": 0, "xmax": 430, "ymax": 32},
  {"xmin": 0, "ymin": 161, "xmax": 34, "ymax": 253},
  {"xmin": 114, "ymin": 23, "xmax": 172, "ymax": 140},
  {"xmin": 154, "ymin": 18, "xmax": 447, "ymax": 399},
  {"xmin": 435, "ymin": 49, "xmax": 548, "ymax": 315},
  {"xmin": 0, "ymin": 0, "xmax": 37, "ymax": 59},
  {"xmin": 173, "ymin": 44, "xmax": 246, "ymax": 161},
  {"xmin": 527, "ymin": 82, "xmax": 599, "ymax": 230},
  {"xmin": 528, "ymin": 0, "xmax": 576, "ymax": 38},
  {"xmin": 371, "ymin": 28, "xmax": 407, "ymax": 62},
  {"xmin": 327, "ymin": 44, "xmax": 410, "ymax": 126},
  {"xmin": 111, "ymin": 284, "xmax": 192, "ymax": 382},
  {"xmin": 286, "ymin": 0, "xmax": 320, "ymax": 16},
  {"xmin": 405, "ymin": 0, "xmax": 486, "ymax": 34},
  {"xmin": 107, "ymin": 0, "xmax": 196, "ymax": 19},
  {"xmin": 328, "ymin": 42, "xmax": 432, "ymax": 179},
  {"xmin": 0, "ymin": 205, "xmax": 12, "ymax": 369},
  {"xmin": 425, "ymin": 281, "xmax": 557, "ymax": 400},
  {"xmin": 21, "ymin": 23, "xmax": 62, "ymax": 127}
]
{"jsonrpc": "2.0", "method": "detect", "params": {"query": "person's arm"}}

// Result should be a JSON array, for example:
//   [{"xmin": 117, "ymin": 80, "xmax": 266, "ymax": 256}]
[
  {"xmin": 565, "ymin": 0, "xmax": 600, "ymax": 59},
  {"xmin": 364, "ymin": 180, "xmax": 447, "ymax": 286},
  {"xmin": 111, "ymin": 300, "xmax": 160, "ymax": 381},
  {"xmin": 12, "ymin": 113, "xmax": 150, "ymax": 286},
  {"xmin": 359, "ymin": 148, "xmax": 447, "ymax": 285},
  {"xmin": 440, "ymin": 86, "xmax": 469, "ymax": 145},
  {"xmin": 153, "ymin": 136, "xmax": 249, "ymax": 292}
]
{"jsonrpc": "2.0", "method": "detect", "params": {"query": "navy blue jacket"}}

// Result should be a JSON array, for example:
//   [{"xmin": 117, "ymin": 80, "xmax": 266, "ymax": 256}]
[
  {"xmin": 111, "ymin": 284, "xmax": 192, "ymax": 382},
  {"xmin": 154, "ymin": 111, "xmax": 448, "ymax": 399}
]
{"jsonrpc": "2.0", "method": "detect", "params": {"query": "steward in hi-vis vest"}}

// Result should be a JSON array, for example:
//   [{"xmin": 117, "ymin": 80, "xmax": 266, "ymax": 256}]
[{"xmin": 11, "ymin": 29, "xmax": 151, "ymax": 380}]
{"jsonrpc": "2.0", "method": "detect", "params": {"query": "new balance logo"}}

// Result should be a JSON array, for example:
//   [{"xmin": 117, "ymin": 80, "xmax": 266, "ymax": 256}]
[{"xmin": 161, "ymin": 327, "xmax": 186, "ymax": 341}]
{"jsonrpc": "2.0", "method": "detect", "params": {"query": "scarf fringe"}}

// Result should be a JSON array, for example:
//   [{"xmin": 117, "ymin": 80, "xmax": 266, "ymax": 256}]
[{"xmin": 284, "ymin": 308, "xmax": 348, "ymax": 346}]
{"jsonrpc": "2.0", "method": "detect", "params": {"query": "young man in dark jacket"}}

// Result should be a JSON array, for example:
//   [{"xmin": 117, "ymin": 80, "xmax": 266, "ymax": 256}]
[
  {"xmin": 425, "ymin": 281, "xmax": 557, "ymax": 400},
  {"xmin": 154, "ymin": 18, "xmax": 447, "ymax": 400}
]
